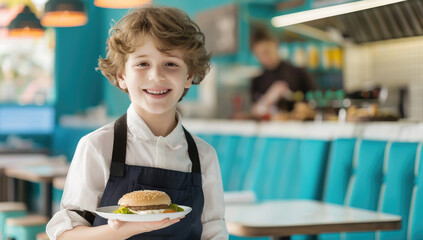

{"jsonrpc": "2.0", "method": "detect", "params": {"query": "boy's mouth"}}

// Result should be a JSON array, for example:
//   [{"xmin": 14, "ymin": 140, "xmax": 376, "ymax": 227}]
[{"xmin": 143, "ymin": 89, "xmax": 172, "ymax": 96}]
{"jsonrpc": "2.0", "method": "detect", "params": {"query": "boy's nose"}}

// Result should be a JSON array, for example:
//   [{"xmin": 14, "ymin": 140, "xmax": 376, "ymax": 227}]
[{"xmin": 147, "ymin": 66, "xmax": 165, "ymax": 81}]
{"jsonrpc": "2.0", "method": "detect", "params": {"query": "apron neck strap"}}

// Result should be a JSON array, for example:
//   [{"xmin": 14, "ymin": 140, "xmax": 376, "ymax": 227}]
[
  {"xmin": 182, "ymin": 126, "xmax": 201, "ymax": 174},
  {"xmin": 110, "ymin": 114, "xmax": 127, "ymax": 177},
  {"xmin": 110, "ymin": 113, "xmax": 202, "ymax": 178}
]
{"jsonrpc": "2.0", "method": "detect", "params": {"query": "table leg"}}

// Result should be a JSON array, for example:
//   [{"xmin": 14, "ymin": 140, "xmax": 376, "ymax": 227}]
[
  {"xmin": 41, "ymin": 181, "xmax": 53, "ymax": 217},
  {"xmin": 6, "ymin": 177, "xmax": 17, "ymax": 201},
  {"xmin": 271, "ymin": 237, "xmax": 291, "ymax": 240}
]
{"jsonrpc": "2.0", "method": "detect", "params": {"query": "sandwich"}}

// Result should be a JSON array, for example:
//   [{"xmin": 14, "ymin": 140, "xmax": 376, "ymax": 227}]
[{"xmin": 113, "ymin": 190, "xmax": 184, "ymax": 214}]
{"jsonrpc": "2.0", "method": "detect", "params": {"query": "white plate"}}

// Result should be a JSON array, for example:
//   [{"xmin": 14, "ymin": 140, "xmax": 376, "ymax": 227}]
[{"xmin": 95, "ymin": 205, "xmax": 192, "ymax": 222}]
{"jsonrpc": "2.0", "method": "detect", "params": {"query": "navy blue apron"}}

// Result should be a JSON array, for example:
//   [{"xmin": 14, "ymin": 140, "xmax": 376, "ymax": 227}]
[{"xmin": 91, "ymin": 114, "xmax": 205, "ymax": 239}]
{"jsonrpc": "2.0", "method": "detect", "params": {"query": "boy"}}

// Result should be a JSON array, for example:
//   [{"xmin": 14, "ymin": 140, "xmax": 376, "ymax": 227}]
[{"xmin": 46, "ymin": 5, "xmax": 228, "ymax": 240}]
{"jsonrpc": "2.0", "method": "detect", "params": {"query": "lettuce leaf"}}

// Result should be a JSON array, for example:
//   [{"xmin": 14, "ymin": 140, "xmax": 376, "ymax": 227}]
[
  {"xmin": 168, "ymin": 203, "xmax": 184, "ymax": 212},
  {"xmin": 114, "ymin": 206, "xmax": 135, "ymax": 214}
]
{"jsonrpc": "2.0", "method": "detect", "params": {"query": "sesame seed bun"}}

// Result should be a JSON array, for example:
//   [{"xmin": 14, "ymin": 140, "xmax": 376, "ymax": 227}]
[{"xmin": 118, "ymin": 190, "xmax": 171, "ymax": 209}]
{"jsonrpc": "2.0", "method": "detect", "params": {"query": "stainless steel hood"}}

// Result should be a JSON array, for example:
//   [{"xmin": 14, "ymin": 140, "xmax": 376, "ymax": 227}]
[{"xmin": 300, "ymin": 0, "xmax": 423, "ymax": 43}]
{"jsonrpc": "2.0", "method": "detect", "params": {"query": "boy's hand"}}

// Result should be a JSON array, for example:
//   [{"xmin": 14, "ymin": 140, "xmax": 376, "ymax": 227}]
[{"xmin": 108, "ymin": 217, "xmax": 183, "ymax": 235}]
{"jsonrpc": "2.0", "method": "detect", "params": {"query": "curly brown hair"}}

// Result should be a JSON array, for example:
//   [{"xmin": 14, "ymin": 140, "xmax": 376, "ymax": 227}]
[{"xmin": 98, "ymin": 5, "xmax": 211, "ymax": 98}]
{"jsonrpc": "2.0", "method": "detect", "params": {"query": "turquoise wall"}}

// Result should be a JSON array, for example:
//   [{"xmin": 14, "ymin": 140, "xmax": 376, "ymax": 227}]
[
  {"xmin": 54, "ymin": 0, "xmax": 104, "ymax": 119},
  {"xmin": 97, "ymin": 8, "xmax": 131, "ymax": 117}
]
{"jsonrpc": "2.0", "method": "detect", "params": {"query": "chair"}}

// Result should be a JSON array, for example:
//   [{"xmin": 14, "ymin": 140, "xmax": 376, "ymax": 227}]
[
  {"xmin": 0, "ymin": 202, "xmax": 27, "ymax": 240},
  {"xmin": 4, "ymin": 215, "xmax": 49, "ymax": 240}
]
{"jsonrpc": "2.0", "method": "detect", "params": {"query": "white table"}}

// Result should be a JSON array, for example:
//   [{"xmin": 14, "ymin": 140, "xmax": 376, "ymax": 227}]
[
  {"xmin": 225, "ymin": 200, "xmax": 401, "ymax": 239},
  {"xmin": 5, "ymin": 162, "xmax": 69, "ymax": 217},
  {"xmin": 0, "ymin": 154, "xmax": 54, "ymax": 201}
]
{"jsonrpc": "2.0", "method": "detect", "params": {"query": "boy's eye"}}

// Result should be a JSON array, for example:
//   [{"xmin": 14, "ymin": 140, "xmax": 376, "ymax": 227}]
[
  {"xmin": 165, "ymin": 62, "xmax": 178, "ymax": 67},
  {"xmin": 137, "ymin": 62, "xmax": 149, "ymax": 67}
]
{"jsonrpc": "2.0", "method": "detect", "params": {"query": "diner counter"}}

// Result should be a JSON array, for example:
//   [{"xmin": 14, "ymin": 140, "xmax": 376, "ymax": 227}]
[{"xmin": 182, "ymin": 119, "xmax": 423, "ymax": 141}]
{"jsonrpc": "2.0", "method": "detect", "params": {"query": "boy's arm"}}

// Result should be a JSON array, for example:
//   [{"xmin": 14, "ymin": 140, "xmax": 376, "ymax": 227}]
[
  {"xmin": 57, "ymin": 218, "xmax": 181, "ymax": 240},
  {"xmin": 46, "ymin": 135, "xmax": 109, "ymax": 239},
  {"xmin": 197, "ymin": 141, "xmax": 229, "ymax": 240}
]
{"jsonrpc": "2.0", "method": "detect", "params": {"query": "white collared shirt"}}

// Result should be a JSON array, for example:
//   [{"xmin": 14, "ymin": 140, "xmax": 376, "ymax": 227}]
[{"xmin": 46, "ymin": 105, "xmax": 228, "ymax": 239}]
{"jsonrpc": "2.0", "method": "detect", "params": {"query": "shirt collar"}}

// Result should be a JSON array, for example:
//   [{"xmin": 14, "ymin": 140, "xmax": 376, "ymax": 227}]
[{"xmin": 126, "ymin": 104, "xmax": 184, "ymax": 150}]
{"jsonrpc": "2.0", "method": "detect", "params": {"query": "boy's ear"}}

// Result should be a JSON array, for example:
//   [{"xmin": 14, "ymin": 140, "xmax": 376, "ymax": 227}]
[
  {"xmin": 116, "ymin": 73, "xmax": 127, "ymax": 90},
  {"xmin": 185, "ymin": 73, "xmax": 194, "ymax": 88}
]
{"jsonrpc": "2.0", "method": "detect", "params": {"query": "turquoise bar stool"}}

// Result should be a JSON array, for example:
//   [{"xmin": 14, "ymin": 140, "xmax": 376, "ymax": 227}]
[
  {"xmin": 4, "ymin": 215, "xmax": 49, "ymax": 240},
  {"xmin": 0, "ymin": 202, "xmax": 27, "ymax": 240}
]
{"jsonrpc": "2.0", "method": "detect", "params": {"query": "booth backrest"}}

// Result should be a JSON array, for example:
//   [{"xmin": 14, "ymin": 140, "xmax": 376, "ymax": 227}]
[
  {"xmin": 323, "ymin": 138, "xmax": 356, "ymax": 204},
  {"xmin": 379, "ymin": 142, "xmax": 418, "ymax": 240},
  {"xmin": 200, "ymin": 134, "xmax": 330, "ymax": 201},
  {"xmin": 410, "ymin": 144, "xmax": 423, "ymax": 240},
  {"xmin": 343, "ymin": 140, "xmax": 387, "ymax": 239}
]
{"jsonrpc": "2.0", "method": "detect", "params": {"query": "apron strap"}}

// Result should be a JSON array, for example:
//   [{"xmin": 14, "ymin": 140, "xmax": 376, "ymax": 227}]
[
  {"xmin": 71, "ymin": 210, "xmax": 96, "ymax": 225},
  {"xmin": 110, "ymin": 114, "xmax": 127, "ymax": 177},
  {"xmin": 182, "ymin": 127, "xmax": 202, "ymax": 187},
  {"xmin": 182, "ymin": 127, "xmax": 201, "ymax": 174}
]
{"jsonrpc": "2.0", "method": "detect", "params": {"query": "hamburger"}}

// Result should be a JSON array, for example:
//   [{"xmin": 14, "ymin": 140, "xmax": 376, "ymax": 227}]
[{"xmin": 113, "ymin": 190, "xmax": 183, "ymax": 214}]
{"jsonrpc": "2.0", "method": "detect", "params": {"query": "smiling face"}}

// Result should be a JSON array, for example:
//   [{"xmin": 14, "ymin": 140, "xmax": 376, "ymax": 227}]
[{"xmin": 117, "ymin": 36, "xmax": 193, "ymax": 117}]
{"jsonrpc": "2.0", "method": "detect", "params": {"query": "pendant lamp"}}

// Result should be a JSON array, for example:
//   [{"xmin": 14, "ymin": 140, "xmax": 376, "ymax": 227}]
[
  {"xmin": 8, "ymin": 5, "xmax": 44, "ymax": 38},
  {"xmin": 94, "ymin": 0, "xmax": 151, "ymax": 9},
  {"xmin": 41, "ymin": 0, "xmax": 87, "ymax": 27}
]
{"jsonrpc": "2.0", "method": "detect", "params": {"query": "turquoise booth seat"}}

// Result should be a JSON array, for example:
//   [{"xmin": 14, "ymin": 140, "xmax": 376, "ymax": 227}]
[
  {"xmin": 214, "ymin": 135, "xmax": 242, "ymax": 191},
  {"xmin": 410, "ymin": 144, "xmax": 423, "ymax": 240},
  {"xmin": 319, "ymin": 138, "xmax": 357, "ymax": 240},
  {"xmin": 322, "ymin": 138, "xmax": 357, "ymax": 205},
  {"xmin": 320, "ymin": 140, "xmax": 421, "ymax": 240},
  {"xmin": 344, "ymin": 140, "xmax": 387, "ymax": 240},
  {"xmin": 198, "ymin": 134, "xmax": 330, "ymax": 240},
  {"xmin": 250, "ymin": 137, "xmax": 301, "ymax": 200},
  {"xmin": 318, "ymin": 139, "xmax": 387, "ymax": 240},
  {"xmin": 379, "ymin": 142, "xmax": 419, "ymax": 240},
  {"xmin": 228, "ymin": 136, "xmax": 257, "ymax": 191}
]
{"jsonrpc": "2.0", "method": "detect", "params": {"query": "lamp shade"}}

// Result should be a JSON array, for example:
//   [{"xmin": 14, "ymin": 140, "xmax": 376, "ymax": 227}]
[
  {"xmin": 94, "ymin": 0, "xmax": 151, "ymax": 9},
  {"xmin": 8, "ymin": 5, "xmax": 44, "ymax": 38},
  {"xmin": 41, "ymin": 0, "xmax": 87, "ymax": 27}
]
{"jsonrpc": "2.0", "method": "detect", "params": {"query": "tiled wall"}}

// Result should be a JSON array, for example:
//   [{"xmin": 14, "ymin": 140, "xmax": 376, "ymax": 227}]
[
  {"xmin": 344, "ymin": 36, "xmax": 423, "ymax": 121},
  {"xmin": 409, "ymin": 80, "xmax": 423, "ymax": 121}
]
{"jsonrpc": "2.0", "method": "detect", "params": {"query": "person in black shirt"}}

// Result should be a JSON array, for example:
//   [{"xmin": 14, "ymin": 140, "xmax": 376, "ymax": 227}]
[{"xmin": 250, "ymin": 28, "xmax": 316, "ymax": 118}]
